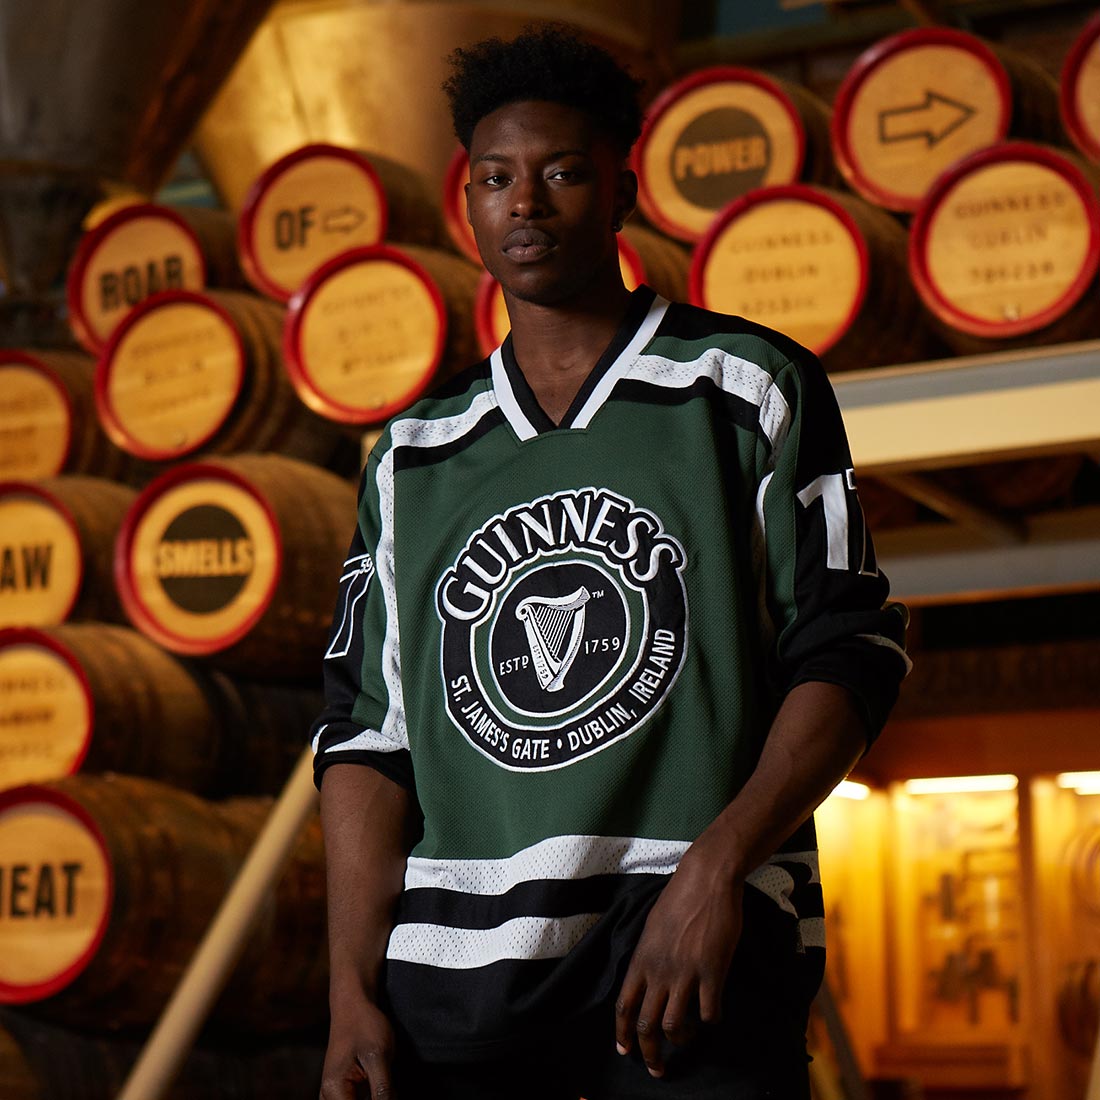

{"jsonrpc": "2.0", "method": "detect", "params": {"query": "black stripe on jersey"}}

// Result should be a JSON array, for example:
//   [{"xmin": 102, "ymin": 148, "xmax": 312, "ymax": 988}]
[
  {"xmin": 659, "ymin": 300, "xmax": 819, "ymax": 366},
  {"xmin": 398, "ymin": 872, "xmax": 667, "ymax": 930},
  {"xmin": 609, "ymin": 376, "xmax": 769, "ymax": 447},
  {"xmin": 392, "ymin": 406, "xmax": 506, "ymax": 472}
]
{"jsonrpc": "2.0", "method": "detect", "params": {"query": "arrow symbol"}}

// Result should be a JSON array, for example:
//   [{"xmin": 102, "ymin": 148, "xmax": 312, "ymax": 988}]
[
  {"xmin": 323, "ymin": 206, "xmax": 366, "ymax": 233},
  {"xmin": 878, "ymin": 91, "xmax": 976, "ymax": 147}
]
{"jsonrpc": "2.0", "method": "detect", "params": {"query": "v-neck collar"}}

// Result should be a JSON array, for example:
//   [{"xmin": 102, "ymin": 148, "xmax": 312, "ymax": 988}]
[{"xmin": 490, "ymin": 285, "xmax": 669, "ymax": 441}]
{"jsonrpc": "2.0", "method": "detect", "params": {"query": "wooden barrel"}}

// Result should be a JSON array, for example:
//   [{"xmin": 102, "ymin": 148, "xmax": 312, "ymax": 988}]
[
  {"xmin": 1062, "ymin": 12, "xmax": 1100, "ymax": 164},
  {"xmin": 690, "ymin": 183, "xmax": 940, "ymax": 371},
  {"xmin": 909, "ymin": 142, "xmax": 1100, "ymax": 351},
  {"xmin": 832, "ymin": 28, "xmax": 1066, "ymax": 213},
  {"xmin": 238, "ymin": 142, "xmax": 447, "ymax": 302},
  {"xmin": 114, "ymin": 454, "xmax": 354, "ymax": 678},
  {"xmin": 0, "ymin": 350, "xmax": 145, "ymax": 484},
  {"xmin": 65, "ymin": 202, "xmax": 245, "ymax": 355},
  {"xmin": 473, "ymin": 228, "xmax": 689, "ymax": 355},
  {"xmin": 0, "ymin": 624, "xmax": 224, "ymax": 794},
  {"xmin": 442, "ymin": 145, "xmax": 481, "ymax": 264},
  {"xmin": 283, "ymin": 243, "xmax": 481, "ymax": 425},
  {"xmin": 94, "ymin": 288, "xmax": 355, "ymax": 471},
  {"xmin": 0, "ymin": 774, "xmax": 326, "ymax": 1032},
  {"xmin": 0, "ymin": 478, "xmax": 135, "ymax": 628},
  {"xmin": 0, "ymin": 1008, "xmax": 325, "ymax": 1100},
  {"xmin": 636, "ymin": 66, "xmax": 837, "ymax": 242}
]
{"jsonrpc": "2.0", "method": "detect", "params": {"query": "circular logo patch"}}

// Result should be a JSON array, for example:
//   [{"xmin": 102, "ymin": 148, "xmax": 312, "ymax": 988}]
[{"xmin": 437, "ymin": 488, "xmax": 687, "ymax": 771}]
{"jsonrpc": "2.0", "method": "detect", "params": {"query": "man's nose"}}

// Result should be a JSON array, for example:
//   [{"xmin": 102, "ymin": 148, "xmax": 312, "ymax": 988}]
[{"xmin": 510, "ymin": 174, "xmax": 549, "ymax": 218}]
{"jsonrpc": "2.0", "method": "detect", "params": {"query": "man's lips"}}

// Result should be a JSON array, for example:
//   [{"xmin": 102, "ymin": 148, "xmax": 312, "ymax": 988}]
[{"xmin": 502, "ymin": 227, "xmax": 556, "ymax": 260}]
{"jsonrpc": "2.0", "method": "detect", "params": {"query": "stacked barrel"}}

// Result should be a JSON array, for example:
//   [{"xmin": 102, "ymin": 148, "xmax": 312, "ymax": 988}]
[{"xmin": 0, "ymin": 132, "xmax": 478, "ymax": 1096}]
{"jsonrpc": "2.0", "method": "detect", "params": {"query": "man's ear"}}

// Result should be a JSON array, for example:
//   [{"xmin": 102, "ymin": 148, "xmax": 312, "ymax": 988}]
[{"xmin": 616, "ymin": 167, "xmax": 639, "ymax": 228}]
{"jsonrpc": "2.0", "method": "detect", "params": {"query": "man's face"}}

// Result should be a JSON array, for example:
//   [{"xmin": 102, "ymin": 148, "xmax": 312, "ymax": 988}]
[{"xmin": 465, "ymin": 99, "xmax": 636, "ymax": 306}]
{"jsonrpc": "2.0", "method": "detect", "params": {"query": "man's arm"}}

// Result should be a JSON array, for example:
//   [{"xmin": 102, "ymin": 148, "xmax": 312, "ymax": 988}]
[
  {"xmin": 614, "ymin": 679, "xmax": 865, "ymax": 1078},
  {"xmin": 320, "ymin": 764, "xmax": 419, "ymax": 1100},
  {"xmin": 616, "ymin": 346, "xmax": 909, "ymax": 1077}
]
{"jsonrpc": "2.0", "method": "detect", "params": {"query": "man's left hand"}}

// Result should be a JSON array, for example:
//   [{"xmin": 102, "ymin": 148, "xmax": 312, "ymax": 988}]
[{"xmin": 613, "ymin": 837, "xmax": 743, "ymax": 1079}]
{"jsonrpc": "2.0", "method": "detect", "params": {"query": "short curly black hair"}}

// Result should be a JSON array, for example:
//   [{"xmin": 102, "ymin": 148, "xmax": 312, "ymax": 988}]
[{"xmin": 442, "ymin": 25, "xmax": 644, "ymax": 157}]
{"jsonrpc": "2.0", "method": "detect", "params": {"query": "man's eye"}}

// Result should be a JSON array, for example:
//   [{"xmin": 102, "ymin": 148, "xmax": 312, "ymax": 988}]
[
  {"xmin": 550, "ymin": 170, "xmax": 579, "ymax": 181},
  {"xmin": 483, "ymin": 174, "xmax": 509, "ymax": 187}
]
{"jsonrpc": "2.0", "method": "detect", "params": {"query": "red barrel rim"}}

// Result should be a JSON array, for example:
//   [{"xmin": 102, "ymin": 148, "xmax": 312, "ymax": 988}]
[
  {"xmin": 635, "ymin": 65, "xmax": 808, "ymax": 242},
  {"xmin": 689, "ymin": 182, "xmax": 870, "ymax": 357},
  {"xmin": 283, "ymin": 243, "xmax": 449, "ymax": 425},
  {"xmin": 0, "ymin": 482, "xmax": 86, "ymax": 624},
  {"xmin": 113, "ymin": 460, "xmax": 284, "ymax": 656},
  {"xmin": 0, "ymin": 625, "xmax": 96, "ymax": 776},
  {"xmin": 830, "ymin": 27, "xmax": 1011, "ymax": 212},
  {"xmin": 236, "ymin": 143, "xmax": 389, "ymax": 303},
  {"xmin": 0, "ymin": 350, "xmax": 75, "ymax": 476},
  {"xmin": 474, "ymin": 269, "xmax": 503, "ymax": 358},
  {"xmin": 0, "ymin": 781, "xmax": 113, "ymax": 1003},
  {"xmin": 94, "ymin": 289, "xmax": 246, "ymax": 461},
  {"xmin": 1061, "ymin": 11, "xmax": 1100, "ymax": 163},
  {"xmin": 65, "ymin": 202, "xmax": 209, "ymax": 355},
  {"xmin": 909, "ymin": 141, "xmax": 1100, "ymax": 338},
  {"xmin": 442, "ymin": 146, "xmax": 483, "ymax": 265}
]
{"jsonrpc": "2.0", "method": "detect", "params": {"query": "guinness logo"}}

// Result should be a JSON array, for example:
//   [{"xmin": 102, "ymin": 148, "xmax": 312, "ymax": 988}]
[{"xmin": 437, "ymin": 488, "xmax": 687, "ymax": 771}]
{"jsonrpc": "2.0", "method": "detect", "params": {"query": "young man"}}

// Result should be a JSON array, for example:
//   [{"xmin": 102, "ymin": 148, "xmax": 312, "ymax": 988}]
[{"xmin": 314, "ymin": 26, "xmax": 909, "ymax": 1100}]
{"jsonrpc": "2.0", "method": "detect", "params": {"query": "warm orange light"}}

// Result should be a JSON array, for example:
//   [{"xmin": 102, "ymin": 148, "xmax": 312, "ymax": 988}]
[
  {"xmin": 1057, "ymin": 771, "xmax": 1100, "ymax": 794},
  {"xmin": 831, "ymin": 780, "xmax": 871, "ymax": 800},
  {"xmin": 903, "ymin": 775, "xmax": 1018, "ymax": 795}
]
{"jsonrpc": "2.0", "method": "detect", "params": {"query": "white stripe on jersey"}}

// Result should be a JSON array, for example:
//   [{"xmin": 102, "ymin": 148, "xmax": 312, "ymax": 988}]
[
  {"xmin": 403, "ymin": 834, "xmax": 691, "ymax": 896},
  {"xmin": 571, "ymin": 295, "xmax": 671, "ymax": 429},
  {"xmin": 369, "ymin": 389, "xmax": 501, "ymax": 754},
  {"xmin": 387, "ymin": 913, "xmax": 602, "ymax": 970},
  {"xmin": 745, "ymin": 850, "xmax": 820, "ymax": 918},
  {"xmin": 799, "ymin": 917, "xmax": 826, "ymax": 950},
  {"xmin": 626, "ymin": 348, "xmax": 792, "ymax": 457},
  {"xmin": 490, "ymin": 345, "xmax": 538, "ymax": 441}
]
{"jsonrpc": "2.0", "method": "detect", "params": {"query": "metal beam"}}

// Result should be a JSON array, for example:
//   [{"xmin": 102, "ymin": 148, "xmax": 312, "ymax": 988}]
[
  {"xmin": 877, "ymin": 507, "xmax": 1100, "ymax": 604},
  {"xmin": 877, "ymin": 471, "xmax": 1026, "ymax": 545},
  {"xmin": 833, "ymin": 341, "xmax": 1100, "ymax": 473}
]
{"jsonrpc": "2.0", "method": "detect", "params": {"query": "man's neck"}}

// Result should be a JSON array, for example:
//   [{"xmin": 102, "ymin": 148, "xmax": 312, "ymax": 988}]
[{"xmin": 505, "ymin": 278, "xmax": 634, "ymax": 426}]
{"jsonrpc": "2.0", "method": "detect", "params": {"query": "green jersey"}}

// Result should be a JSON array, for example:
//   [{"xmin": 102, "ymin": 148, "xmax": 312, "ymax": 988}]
[{"xmin": 312, "ymin": 286, "xmax": 908, "ymax": 1059}]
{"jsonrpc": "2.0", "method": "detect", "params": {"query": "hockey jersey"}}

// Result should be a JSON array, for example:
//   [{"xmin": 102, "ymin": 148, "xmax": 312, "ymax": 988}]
[{"xmin": 311, "ymin": 285, "xmax": 909, "ymax": 1059}]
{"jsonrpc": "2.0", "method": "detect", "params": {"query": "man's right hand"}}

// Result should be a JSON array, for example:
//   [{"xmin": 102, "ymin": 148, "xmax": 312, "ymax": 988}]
[{"xmin": 320, "ymin": 994, "xmax": 398, "ymax": 1100}]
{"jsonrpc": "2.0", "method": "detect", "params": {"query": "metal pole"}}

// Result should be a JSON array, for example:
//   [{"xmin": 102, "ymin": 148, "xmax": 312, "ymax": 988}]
[
  {"xmin": 116, "ymin": 748, "xmax": 319, "ymax": 1100},
  {"xmin": 1087, "ymin": 1011, "xmax": 1100, "ymax": 1100}
]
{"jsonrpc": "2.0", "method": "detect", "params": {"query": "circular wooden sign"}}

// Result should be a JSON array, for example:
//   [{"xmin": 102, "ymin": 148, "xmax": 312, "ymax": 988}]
[
  {"xmin": 0, "ymin": 629, "xmax": 93, "ymax": 788},
  {"xmin": 474, "ymin": 240, "xmax": 647, "ymax": 355},
  {"xmin": 115, "ymin": 463, "xmax": 281, "ymax": 656},
  {"xmin": 238, "ymin": 144, "xmax": 388, "ymax": 303},
  {"xmin": 0, "ymin": 354, "xmax": 72, "ymax": 480},
  {"xmin": 636, "ymin": 67, "xmax": 807, "ymax": 242},
  {"xmin": 0, "ymin": 484, "xmax": 83, "ymax": 627},
  {"xmin": 1062, "ymin": 13, "xmax": 1100, "ymax": 163},
  {"xmin": 443, "ymin": 146, "xmax": 482, "ymax": 264},
  {"xmin": 910, "ymin": 143, "xmax": 1100, "ymax": 337},
  {"xmin": 95, "ymin": 290, "xmax": 245, "ymax": 460},
  {"xmin": 832, "ymin": 29, "xmax": 1009, "ymax": 212},
  {"xmin": 0, "ymin": 784, "xmax": 111, "ymax": 1002},
  {"xmin": 690, "ymin": 184, "xmax": 867, "ymax": 356},
  {"xmin": 66, "ymin": 203, "xmax": 207, "ymax": 354},
  {"xmin": 283, "ymin": 245, "xmax": 446, "ymax": 425}
]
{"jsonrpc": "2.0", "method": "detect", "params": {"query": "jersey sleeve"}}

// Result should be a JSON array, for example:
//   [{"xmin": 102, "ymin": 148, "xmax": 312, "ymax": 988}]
[
  {"xmin": 754, "ymin": 350, "xmax": 910, "ymax": 745},
  {"xmin": 310, "ymin": 453, "xmax": 414, "ymax": 791}
]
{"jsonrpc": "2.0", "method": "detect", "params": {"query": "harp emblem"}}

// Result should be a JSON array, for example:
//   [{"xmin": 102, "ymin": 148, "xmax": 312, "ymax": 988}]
[{"xmin": 515, "ymin": 586, "xmax": 591, "ymax": 692}]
